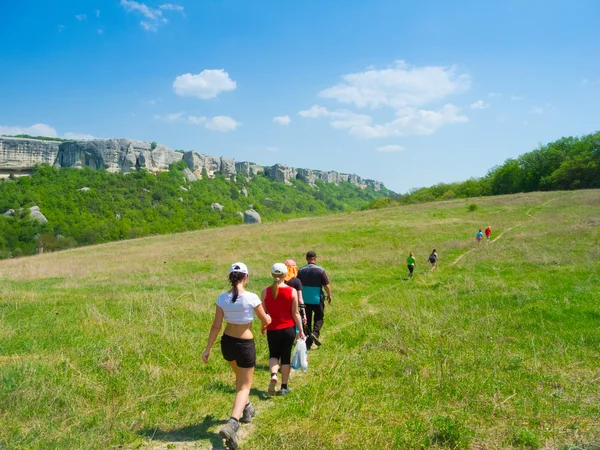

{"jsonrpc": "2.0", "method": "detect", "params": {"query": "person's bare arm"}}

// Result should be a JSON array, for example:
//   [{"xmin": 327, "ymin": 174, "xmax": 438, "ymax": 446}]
[
  {"xmin": 297, "ymin": 289, "xmax": 307, "ymax": 324},
  {"xmin": 202, "ymin": 306, "xmax": 224, "ymax": 363},
  {"xmin": 324, "ymin": 284, "xmax": 332, "ymax": 304},
  {"xmin": 255, "ymin": 303, "xmax": 271, "ymax": 335},
  {"xmin": 291, "ymin": 289, "xmax": 305, "ymax": 340}
]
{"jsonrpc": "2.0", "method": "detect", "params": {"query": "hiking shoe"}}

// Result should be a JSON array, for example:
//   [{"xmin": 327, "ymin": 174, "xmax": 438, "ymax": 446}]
[
  {"xmin": 240, "ymin": 402, "xmax": 255, "ymax": 423},
  {"xmin": 279, "ymin": 387, "xmax": 291, "ymax": 396},
  {"xmin": 268, "ymin": 377, "xmax": 277, "ymax": 395},
  {"xmin": 310, "ymin": 333, "xmax": 321, "ymax": 346},
  {"xmin": 219, "ymin": 419, "xmax": 239, "ymax": 450}
]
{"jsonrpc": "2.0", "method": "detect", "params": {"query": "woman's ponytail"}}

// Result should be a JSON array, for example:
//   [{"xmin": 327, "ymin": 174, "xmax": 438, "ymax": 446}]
[{"xmin": 229, "ymin": 271, "xmax": 245, "ymax": 303}]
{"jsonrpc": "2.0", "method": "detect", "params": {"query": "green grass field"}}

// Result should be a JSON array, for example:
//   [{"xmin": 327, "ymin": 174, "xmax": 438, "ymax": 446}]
[{"xmin": 1, "ymin": 190, "xmax": 599, "ymax": 449}]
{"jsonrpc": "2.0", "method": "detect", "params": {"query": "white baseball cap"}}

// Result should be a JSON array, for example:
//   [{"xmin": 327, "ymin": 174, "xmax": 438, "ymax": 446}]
[
  {"xmin": 230, "ymin": 262, "xmax": 249, "ymax": 275},
  {"xmin": 271, "ymin": 263, "xmax": 287, "ymax": 276}
]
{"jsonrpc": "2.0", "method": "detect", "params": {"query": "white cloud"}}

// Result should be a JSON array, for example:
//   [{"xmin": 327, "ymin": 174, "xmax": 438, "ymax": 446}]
[
  {"xmin": 187, "ymin": 115, "xmax": 207, "ymax": 125},
  {"xmin": 510, "ymin": 94, "xmax": 523, "ymax": 100},
  {"xmin": 298, "ymin": 105, "xmax": 372, "ymax": 129},
  {"xmin": 530, "ymin": 103, "xmax": 555, "ymax": 115},
  {"xmin": 95, "ymin": 9, "xmax": 100, "ymax": 17},
  {"xmin": 319, "ymin": 60, "xmax": 470, "ymax": 109},
  {"xmin": 63, "ymin": 132, "xmax": 96, "ymax": 140},
  {"xmin": 488, "ymin": 92, "xmax": 502, "ymax": 97},
  {"xmin": 376, "ymin": 145, "xmax": 404, "ymax": 152},
  {"xmin": 266, "ymin": 146, "xmax": 279, "ymax": 152},
  {"xmin": 470, "ymin": 100, "xmax": 489, "ymax": 109},
  {"xmin": 205, "ymin": 116, "xmax": 240, "ymax": 132},
  {"xmin": 160, "ymin": 3, "xmax": 184, "ymax": 13},
  {"xmin": 273, "ymin": 115, "xmax": 291, "ymax": 126},
  {"xmin": 76, "ymin": 14, "xmax": 87, "ymax": 21},
  {"xmin": 0, "ymin": 123, "xmax": 58, "ymax": 138},
  {"xmin": 154, "ymin": 112, "xmax": 185, "ymax": 122},
  {"xmin": 120, "ymin": 0, "xmax": 168, "ymax": 32},
  {"xmin": 173, "ymin": 69, "xmax": 236, "ymax": 99},
  {"xmin": 349, "ymin": 104, "xmax": 468, "ymax": 139},
  {"xmin": 58, "ymin": 24, "xmax": 65, "ymax": 32},
  {"xmin": 0, "ymin": 123, "xmax": 96, "ymax": 140}
]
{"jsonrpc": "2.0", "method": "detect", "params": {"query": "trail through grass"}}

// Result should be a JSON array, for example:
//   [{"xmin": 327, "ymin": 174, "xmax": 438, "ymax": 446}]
[{"xmin": 1, "ymin": 190, "xmax": 599, "ymax": 449}]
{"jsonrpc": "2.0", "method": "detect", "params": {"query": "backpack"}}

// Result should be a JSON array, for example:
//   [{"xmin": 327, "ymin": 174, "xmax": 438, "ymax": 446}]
[{"xmin": 429, "ymin": 253, "xmax": 436, "ymax": 263}]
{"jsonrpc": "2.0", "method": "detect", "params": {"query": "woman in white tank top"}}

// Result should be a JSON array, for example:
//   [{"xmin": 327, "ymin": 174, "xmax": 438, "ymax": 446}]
[{"xmin": 202, "ymin": 262, "xmax": 271, "ymax": 450}]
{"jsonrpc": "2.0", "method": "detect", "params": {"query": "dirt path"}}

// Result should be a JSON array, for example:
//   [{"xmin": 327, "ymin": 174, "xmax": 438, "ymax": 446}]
[{"xmin": 449, "ymin": 194, "xmax": 567, "ymax": 267}]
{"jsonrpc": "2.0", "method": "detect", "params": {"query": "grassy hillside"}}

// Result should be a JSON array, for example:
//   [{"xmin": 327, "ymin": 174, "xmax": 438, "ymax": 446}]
[{"xmin": 1, "ymin": 190, "xmax": 599, "ymax": 449}]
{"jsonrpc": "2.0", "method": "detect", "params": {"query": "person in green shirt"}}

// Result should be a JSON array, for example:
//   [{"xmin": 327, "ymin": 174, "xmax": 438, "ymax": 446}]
[{"xmin": 407, "ymin": 252, "xmax": 416, "ymax": 278}]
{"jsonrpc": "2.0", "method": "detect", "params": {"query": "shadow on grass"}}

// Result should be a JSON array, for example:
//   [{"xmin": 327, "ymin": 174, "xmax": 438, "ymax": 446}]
[
  {"xmin": 207, "ymin": 379, "xmax": 271, "ymax": 401},
  {"xmin": 138, "ymin": 414, "xmax": 224, "ymax": 448}
]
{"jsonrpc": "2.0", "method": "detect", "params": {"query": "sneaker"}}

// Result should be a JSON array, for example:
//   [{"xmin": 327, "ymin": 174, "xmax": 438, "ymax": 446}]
[
  {"xmin": 219, "ymin": 419, "xmax": 239, "ymax": 450},
  {"xmin": 240, "ymin": 402, "xmax": 255, "ymax": 423},
  {"xmin": 279, "ymin": 387, "xmax": 291, "ymax": 396},
  {"xmin": 310, "ymin": 333, "xmax": 322, "ymax": 346},
  {"xmin": 268, "ymin": 377, "xmax": 277, "ymax": 395}
]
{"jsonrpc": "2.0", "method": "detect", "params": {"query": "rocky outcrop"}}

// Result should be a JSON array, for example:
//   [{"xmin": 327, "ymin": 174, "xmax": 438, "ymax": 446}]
[
  {"xmin": 211, "ymin": 203, "xmax": 223, "ymax": 211},
  {"xmin": 181, "ymin": 168, "xmax": 197, "ymax": 182},
  {"xmin": 56, "ymin": 139, "xmax": 183, "ymax": 173},
  {"xmin": 243, "ymin": 209, "xmax": 261, "ymax": 224},
  {"xmin": 0, "ymin": 137, "xmax": 60, "ymax": 173},
  {"xmin": 0, "ymin": 137, "xmax": 386, "ymax": 191},
  {"xmin": 265, "ymin": 164, "xmax": 296, "ymax": 184},
  {"xmin": 3, "ymin": 206, "xmax": 48, "ymax": 223}
]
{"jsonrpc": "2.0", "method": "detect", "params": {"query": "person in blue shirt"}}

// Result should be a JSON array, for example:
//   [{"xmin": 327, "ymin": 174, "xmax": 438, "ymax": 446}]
[
  {"xmin": 297, "ymin": 251, "xmax": 332, "ymax": 349},
  {"xmin": 476, "ymin": 229, "xmax": 484, "ymax": 244}
]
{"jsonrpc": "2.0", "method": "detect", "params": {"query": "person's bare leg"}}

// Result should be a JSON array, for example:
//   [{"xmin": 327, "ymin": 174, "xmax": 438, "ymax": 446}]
[
  {"xmin": 280, "ymin": 364, "xmax": 291, "ymax": 385},
  {"xmin": 268, "ymin": 357, "xmax": 279, "ymax": 393},
  {"xmin": 230, "ymin": 363, "xmax": 253, "ymax": 420}
]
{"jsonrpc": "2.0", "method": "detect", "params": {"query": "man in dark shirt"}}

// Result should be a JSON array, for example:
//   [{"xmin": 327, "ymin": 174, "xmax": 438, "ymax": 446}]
[{"xmin": 297, "ymin": 251, "xmax": 332, "ymax": 348}]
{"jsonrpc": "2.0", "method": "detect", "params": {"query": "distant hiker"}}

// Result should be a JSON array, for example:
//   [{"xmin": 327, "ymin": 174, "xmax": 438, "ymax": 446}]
[
  {"xmin": 202, "ymin": 262, "xmax": 271, "ymax": 450},
  {"xmin": 476, "ymin": 229, "xmax": 484, "ymax": 244},
  {"xmin": 407, "ymin": 251, "xmax": 416, "ymax": 278},
  {"xmin": 261, "ymin": 263, "xmax": 305, "ymax": 395},
  {"xmin": 429, "ymin": 249, "xmax": 438, "ymax": 271},
  {"xmin": 283, "ymin": 259, "xmax": 307, "ymax": 327},
  {"xmin": 297, "ymin": 251, "xmax": 332, "ymax": 349},
  {"xmin": 485, "ymin": 226, "xmax": 492, "ymax": 241}
]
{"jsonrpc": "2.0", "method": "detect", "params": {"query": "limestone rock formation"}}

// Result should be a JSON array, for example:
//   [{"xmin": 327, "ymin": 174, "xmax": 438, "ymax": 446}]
[
  {"xmin": 0, "ymin": 137, "xmax": 387, "ymax": 192},
  {"xmin": 78, "ymin": 187, "xmax": 90, "ymax": 192},
  {"xmin": 220, "ymin": 157, "xmax": 236, "ymax": 178},
  {"xmin": 3, "ymin": 206, "xmax": 48, "ymax": 223},
  {"xmin": 0, "ymin": 137, "xmax": 60, "ymax": 174},
  {"xmin": 243, "ymin": 209, "xmax": 261, "ymax": 224},
  {"xmin": 241, "ymin": 187, "xmax": 248, "ymax": 197},
  {"xmin": 296, "ymin": 168, "xmax": 317, "ymax": 186},
  {"xmin": 181, "ymin": 168, "xmax": 197, "ymax": 182},
  {"xmin": 211, "ymin": 203, "xmax": 224, "ymax": 211},
  {"xmin": 266, "ymin": 164, "xmax": 296, "ymax": 184}
]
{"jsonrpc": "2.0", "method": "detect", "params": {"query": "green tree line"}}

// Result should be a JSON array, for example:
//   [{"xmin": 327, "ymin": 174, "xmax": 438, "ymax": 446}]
[
  {"xmin": 366, "ymin": 130, "xmax": 600, "ymax": 209},
  {"xmin": 0, "ymin": 163, "xmax": 388, "ymax": 258}
]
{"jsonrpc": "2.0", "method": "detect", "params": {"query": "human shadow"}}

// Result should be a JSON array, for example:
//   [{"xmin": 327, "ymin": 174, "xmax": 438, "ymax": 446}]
[
  {"xmin": 138, "ymin": 414, "xmax": 224, "ymax": 448},
  {"xmin": 207, "ymin": 379, "xmax": 271, "ymax": 401}
]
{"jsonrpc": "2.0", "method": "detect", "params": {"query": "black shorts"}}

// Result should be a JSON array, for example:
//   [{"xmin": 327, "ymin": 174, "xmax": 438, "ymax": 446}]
[
  {"xmin": 221, "ymin": 334, "xmax": 256, "ymax": 368},
  {"xmin": 266, "ymin": 327, "xmax": 296, "ymax": 365}
]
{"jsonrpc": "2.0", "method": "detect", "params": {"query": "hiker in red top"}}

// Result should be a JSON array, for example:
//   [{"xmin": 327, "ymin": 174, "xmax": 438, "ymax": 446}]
[
  {"xmin": 261, "ymin": 263, "xmax": 305, "ymax": 396},
  {"xmin": 485, "ymin": 226, "xmax": 492, "ymax": 241}
]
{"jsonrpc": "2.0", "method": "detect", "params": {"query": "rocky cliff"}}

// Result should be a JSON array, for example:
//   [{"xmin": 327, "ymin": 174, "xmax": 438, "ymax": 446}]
[{"xmin": 0, "ymin": 136, "xmax": 384, "ymax": 191}]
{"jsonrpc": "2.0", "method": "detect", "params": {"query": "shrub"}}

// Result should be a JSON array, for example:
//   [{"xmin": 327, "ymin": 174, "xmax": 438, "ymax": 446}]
[
  {"xmin": 430, "ymin": 416, "xmax": 471, "ymax": 449},
  {"xmin": 468, "ymin": 203, "xmax": 479, "ymax": 212},
  {"xmin": 510, "ymin": 428, "xmax": 540, "ymax": 449}
]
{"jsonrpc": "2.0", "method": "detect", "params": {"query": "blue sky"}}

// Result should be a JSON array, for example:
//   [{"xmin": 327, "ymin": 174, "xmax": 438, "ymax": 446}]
[{"xmin": 1, "ymin": 0, "xmax": 599, "ymax": 193}]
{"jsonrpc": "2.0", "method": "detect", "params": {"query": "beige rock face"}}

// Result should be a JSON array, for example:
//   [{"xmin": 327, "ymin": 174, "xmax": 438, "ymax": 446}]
[
  {"xmin": 0, "ymin": 138, "xmax": 386, "ymax": 191},
  {"xmin": 0, "ymin": 137, "xmax": 60, "ymax": 172}
]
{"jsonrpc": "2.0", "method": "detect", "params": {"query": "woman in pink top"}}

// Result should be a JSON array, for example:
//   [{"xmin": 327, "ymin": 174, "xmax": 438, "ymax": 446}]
[
  {"xmin": 202, "ymin": 262, "xmax": 271, "ymax": 450},
  {"xmin": 261, "ymin": 263, "xmax": 305, "ymax": 395}
]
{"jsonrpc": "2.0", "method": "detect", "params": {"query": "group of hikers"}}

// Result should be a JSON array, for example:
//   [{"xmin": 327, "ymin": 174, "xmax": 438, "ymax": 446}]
[
  {"xmin": 202, "ymin": 251, "xmax": 331, "ymax": 450},
  {"xmin": 477, "ymin": 225, "xmax": 493, "ymax": 244},
  {"xmin": 406, "ymin": 226, "xmax": 493, "ymax": 278}
]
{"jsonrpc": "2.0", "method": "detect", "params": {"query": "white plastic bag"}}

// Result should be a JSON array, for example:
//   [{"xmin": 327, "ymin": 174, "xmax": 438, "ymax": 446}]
[{"xmin": 291, "ymin": 338, "xmax": 308, "ymax": 372}]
